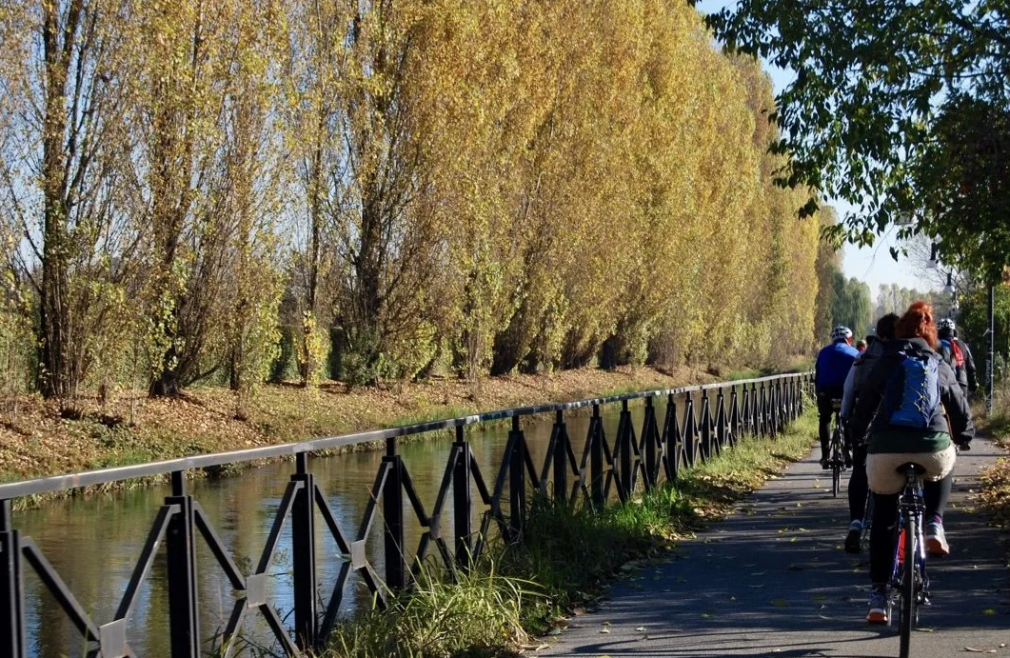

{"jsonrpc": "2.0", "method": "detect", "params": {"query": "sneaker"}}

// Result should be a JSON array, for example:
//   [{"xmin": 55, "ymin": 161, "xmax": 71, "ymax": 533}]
[
  {"xmin": 820, "ymin": 457, "xmax": 830, "ymax": 470},
  {"xmin": 866, "ymin": 588, "xmax": 888, "ymax": 624},
  {"xmin": 926, "ymin": 522, "xmax": 950, "ymax": 557},
  {"xmin": 844, "ymin": 521, "xmax": 862, "ymax": 554}
]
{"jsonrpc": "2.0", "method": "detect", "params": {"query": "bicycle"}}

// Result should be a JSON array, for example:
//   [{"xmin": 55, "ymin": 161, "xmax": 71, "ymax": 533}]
[
  {"xmin": 886, "ymin": 463, "xmax": 929, "ymax": 658},
  {"xmin": 827, "ymin": 400, "xmax": 847, "ymax": 497},
  {"xmin": 884, "ymin": 443, "xmax": 968, "ymax": 657}
]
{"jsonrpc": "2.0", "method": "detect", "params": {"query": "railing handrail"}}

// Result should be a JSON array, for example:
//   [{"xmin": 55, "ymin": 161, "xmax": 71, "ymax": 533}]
[{"xmin": 0, "ymin": 372, "xmax": 809, "ymax": 500}]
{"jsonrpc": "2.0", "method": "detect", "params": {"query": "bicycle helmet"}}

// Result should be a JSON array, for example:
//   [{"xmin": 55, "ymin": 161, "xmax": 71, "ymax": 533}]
[
  {"xmin": 938, "ymin": 318, "xmax": 955, "ymax": 335},
  {"xmin": 831, "ymin": 325, "xmax": 852, "ymax": 342}
]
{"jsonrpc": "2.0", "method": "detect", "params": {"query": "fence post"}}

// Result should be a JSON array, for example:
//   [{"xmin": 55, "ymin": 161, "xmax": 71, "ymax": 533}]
[
  {"xmin": 751, "ymin": 383, "xmax": 761, "ymax": 436},
  {"xmin": 619, "ymin": 400, "xmax": 632, "ymax": 497},
  {"xmin": 453, "ymin": 425, "xmax": 473, "ymax": 567},
  {"xmin": 761, "ymin": 381, "xmax": 770, "ymax": 436},
  {"xmin": 783, "ymin": 378, "xmax": 793, "ymax": 419},
  {"xmin": 166, "ymin": 471, "xmax": 200, "ymax": 658},
  {"xmin": 383, "ymin": 438, "xmax": 406, "ymax": 589},
  {"xmin": 664, "ymin": 394, "xmax": 679, "ymax": 481},
  {"xmin": 643, "ymin": 397, "xmax": 657, "ymax": 489},
  {"xmin": 684, "ymin": 393, "xmax": 697, "ymax": 467},
  {"xmin": 699, "ymin": 391, "xmax": 712, "ymax": 461},
  {"xmin": 729, "ymin": 387, "xmax": 739, "ymax": 447},
  {"xmin": 716, "ymin": 389, "xmax": 727, "ymax": 452},
  {"xmin": 792, "ymin": 378, "xmax": 800, "ymax": 419},
  {"xmin": 553, "ymin": 410, "xmax": 568, "ymax": 504},
  {"xmin": 509, "ymin": 416, "xmax": 527, "ymax": 539},
  {"xmin": 292, "ymin": 453, "xmax": 318, "ymax": 650},
  {"xmin": 776, "ymin": 380, "xmax": 785, "ymax": 432},
  {"xmin": 767, "ymin": 381, "xmax": 778, "ymax": 437},
  {"xmin": 0, "ymin": 500, "xmax": 24, "ymax": 658},
  {"xmin": 590, "ymin": 404, "xmax": 605, "ymax": 509}
]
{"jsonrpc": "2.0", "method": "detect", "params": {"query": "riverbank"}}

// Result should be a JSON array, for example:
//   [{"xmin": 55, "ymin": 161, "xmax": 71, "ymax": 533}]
[{"xmin": 0, "ymin": 364, "xmax": 760, "ymax": 484}]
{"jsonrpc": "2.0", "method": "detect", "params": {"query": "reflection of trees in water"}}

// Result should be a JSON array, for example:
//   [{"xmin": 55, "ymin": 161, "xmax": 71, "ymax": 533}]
[{"xmin": 14, "ymin": 398, "xmax": 703, "ymax": 654}]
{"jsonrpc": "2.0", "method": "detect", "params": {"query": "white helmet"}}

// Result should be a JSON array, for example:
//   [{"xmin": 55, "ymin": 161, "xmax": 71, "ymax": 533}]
[{"xmin": 831, "ymin": 325, "xmax": 853, "ymax": 342}]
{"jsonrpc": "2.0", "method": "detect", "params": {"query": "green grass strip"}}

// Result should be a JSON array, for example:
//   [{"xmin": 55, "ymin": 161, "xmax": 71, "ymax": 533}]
[{"xmin": 319, "ymin": 408, "xmax": 818, "ymax": 657}]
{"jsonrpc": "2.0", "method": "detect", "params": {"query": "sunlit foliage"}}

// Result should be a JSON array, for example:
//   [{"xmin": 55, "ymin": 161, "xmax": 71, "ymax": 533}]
[{"xmin": 0, "ymin": 0, "xmax": 826, "ymax": 399}]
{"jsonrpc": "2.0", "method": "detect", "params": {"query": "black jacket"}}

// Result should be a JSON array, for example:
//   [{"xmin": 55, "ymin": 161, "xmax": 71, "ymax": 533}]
[
  {"xmin": 939, "ymin": 336, "xmax": 979, "ymax": 393},
  {"xmin": 850, "ymin": 337, "xmax": 974, "ymax": 446}
]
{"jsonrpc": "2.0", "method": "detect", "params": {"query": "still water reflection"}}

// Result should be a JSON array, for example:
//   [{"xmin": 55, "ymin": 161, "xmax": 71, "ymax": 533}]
[{"xmin": 14, "ymin": 398, "xmax": 685, "ymax": 656}]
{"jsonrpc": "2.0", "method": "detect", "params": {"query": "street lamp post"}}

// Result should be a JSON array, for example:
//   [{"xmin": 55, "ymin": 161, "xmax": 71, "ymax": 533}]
[
  {"xmin": 943, "ymin": 272, "xmax": 955, "ymax": 316},
  {"xmin": 987, "ymin": 284, "xmax": 995, "ymax": 416}
]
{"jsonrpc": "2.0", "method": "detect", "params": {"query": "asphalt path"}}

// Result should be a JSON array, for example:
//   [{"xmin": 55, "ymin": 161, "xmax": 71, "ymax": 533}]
[{"xmin": 536, "ymin": 437, "xmax": 1010, "ymax": 657}]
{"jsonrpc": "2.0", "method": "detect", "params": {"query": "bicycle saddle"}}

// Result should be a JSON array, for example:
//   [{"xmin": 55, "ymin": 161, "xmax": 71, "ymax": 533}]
[{"xmin": 895, "ymin": 462, "xmax": 927, "ymax": 475}]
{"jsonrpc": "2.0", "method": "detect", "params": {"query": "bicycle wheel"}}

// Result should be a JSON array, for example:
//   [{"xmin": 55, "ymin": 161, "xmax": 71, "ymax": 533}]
[
  {"xmin": 832, "ymin": 456, "xmax": 841, "ymax": 497},
  {"xmin": 831, "ymin": 428, "xmax": 842, "ymax": 497},
  {"xmin": 899, "ymin": 515, "xmax": 917, "ymax": 658}
]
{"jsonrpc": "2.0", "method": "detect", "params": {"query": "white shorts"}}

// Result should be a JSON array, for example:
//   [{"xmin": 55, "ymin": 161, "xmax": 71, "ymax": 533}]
[{"xmin": 865, "ymin": 445, "xmax": 956, "ymax": 495}]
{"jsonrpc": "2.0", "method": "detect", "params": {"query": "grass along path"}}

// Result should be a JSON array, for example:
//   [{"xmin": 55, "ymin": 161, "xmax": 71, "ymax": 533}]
[{"xmin": 316, "ymin": 409, "xmax": 820, "ymax": 657}]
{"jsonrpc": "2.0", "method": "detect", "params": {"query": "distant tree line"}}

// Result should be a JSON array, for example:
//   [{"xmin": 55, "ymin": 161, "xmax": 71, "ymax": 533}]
[{"xmin": 0, "ymin": 0, "xmax": 830, "ymax": 402}]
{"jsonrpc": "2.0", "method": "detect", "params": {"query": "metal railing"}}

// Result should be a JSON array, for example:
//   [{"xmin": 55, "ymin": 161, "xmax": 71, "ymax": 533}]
[{"xmin": 0, "ymin": 372, "xmax": 811, "ymax": 657}]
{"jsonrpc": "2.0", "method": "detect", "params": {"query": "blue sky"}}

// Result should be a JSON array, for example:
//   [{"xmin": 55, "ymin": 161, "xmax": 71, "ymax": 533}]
[{"xmin": 693, "ymin": 0, "xmax": 929, "ymax": 297}]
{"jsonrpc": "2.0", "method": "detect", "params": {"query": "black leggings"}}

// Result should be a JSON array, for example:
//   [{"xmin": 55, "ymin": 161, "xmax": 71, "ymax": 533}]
[
  {"xmin": 869, "ymin": 473, "xmax": 953, "ymax": 584},
  {"xmin": 847, "ymin": 443, "xmax": 868, "ymax": 523},
  {"xmin": 817, "ymin": 389, "xmax": 843, "ymax": 457}
]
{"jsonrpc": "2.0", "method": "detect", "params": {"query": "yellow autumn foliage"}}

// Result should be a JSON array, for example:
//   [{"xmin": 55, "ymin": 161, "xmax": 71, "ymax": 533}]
[{"xmin": 0, "ymin": 0, "xmax": 824, "ymax": 397}]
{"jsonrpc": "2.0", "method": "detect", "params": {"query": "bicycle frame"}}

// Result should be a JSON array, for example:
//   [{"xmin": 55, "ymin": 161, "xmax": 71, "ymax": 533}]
[{"xmin": 828, "ymin": 405, "xmax": 847, "ymax": 497}]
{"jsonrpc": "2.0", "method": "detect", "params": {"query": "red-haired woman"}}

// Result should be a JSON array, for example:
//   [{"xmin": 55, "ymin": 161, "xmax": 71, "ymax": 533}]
[{"xmin": 849, "ymin": 301, "xmax": 974, "ymax": 624}]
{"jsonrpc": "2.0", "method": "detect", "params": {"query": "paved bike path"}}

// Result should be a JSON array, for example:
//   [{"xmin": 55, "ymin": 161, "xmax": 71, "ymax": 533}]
[{"xmin": 537, "ymin": 437, "xmax": 1010, "ymax": 657}]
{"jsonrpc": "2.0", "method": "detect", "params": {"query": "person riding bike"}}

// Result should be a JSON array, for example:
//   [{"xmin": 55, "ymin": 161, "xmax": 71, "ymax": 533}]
[
  {"xmin": 849, "ymin": 301, "xmax": 974, "ymax": 624},
  {"xmin": 937, "ymin": 318, "xmax": 978, "ymax": 398},
  {"xmin": 839, "ymin": 313, "xmax": 899, "ymax": 553},
  {"xmin": 815, "ymin": 325, "xmax": 859, "ymax": 469}
]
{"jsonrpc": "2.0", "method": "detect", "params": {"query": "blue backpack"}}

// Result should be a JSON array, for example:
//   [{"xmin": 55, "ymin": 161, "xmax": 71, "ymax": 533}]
[{"xmin": 883, "ymin": 348, "xmax": 941, "ymax": 429}]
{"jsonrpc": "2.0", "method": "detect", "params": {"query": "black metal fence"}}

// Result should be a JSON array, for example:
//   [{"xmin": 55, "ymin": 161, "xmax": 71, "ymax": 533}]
[{"xmin": 0, "ymin": 373, "xmax": 810, "ymax": 657}]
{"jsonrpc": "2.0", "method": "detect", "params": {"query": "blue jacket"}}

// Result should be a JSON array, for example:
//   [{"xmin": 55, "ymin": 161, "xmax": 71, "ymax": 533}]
[{"xmin": 815, "ymin": 340, "xmax": 859, "ymax": 392}]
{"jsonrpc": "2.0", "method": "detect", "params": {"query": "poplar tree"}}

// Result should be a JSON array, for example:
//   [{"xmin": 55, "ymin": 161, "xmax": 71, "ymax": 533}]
[{"xmin": 0, "ymin": 0, "xmax": 134, "ymax": 399}]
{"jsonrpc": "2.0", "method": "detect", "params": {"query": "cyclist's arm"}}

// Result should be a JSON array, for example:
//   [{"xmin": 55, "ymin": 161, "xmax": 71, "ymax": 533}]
[
  {"xmin": 839, "ymin": 365, "xmax": 857, "ymax": 419},
  {"xmin": 814, "ymin": 352, "xmax": 823, "ymax": 394},
  {"xmin": 939, "ymin": 359, "xmax": 975, "ymax": 446},
  {"xmin": 849, "ymin": 357, "xmax": 888, "ymax": 443},
  {"xmin": 960, "ymin": 339, "xmax": 979, "ymax": 392}
]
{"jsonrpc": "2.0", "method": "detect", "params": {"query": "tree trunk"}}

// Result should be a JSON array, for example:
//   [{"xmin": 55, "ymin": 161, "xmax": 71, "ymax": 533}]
[{"xmin": 38, "ymin": 1, "xmax": 83, "ymax": 399}]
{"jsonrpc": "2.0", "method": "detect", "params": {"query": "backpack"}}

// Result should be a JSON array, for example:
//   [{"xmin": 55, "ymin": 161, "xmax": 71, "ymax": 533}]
[
  {"xmin": 882, "ymin": 348, "xmax": 941, "ymax": 429},
  {"xmin": 940, "ymin": 338, "xmax": 965, "ymax": 377}
]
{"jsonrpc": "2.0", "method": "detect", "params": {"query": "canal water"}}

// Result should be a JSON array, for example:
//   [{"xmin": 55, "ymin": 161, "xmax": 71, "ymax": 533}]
[{"xmin": 11, "ymin": 393, "xmax": 714, "ymax": 656}]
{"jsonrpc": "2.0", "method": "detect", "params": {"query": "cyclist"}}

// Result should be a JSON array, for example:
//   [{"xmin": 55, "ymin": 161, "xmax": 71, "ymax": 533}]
[
  {"xmin": 815, "ymin": 325, "xmax": 859, "ymax": 469},
  {"xmin": 839, "ymin": 313, "xmax": 899, "ymax": 553},
  {"xmin": 849, "ymin": 301, "xmax": 974, "ymax": 624},
  {"xmin": 937, "ymin": 318, "xmax": 978, "ymax": 398}
]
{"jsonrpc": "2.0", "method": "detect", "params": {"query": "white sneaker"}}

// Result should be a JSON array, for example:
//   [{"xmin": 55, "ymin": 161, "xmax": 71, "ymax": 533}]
[{"xmin": 925, "ymin": 522, "xmax": 949, "ymax": 557}]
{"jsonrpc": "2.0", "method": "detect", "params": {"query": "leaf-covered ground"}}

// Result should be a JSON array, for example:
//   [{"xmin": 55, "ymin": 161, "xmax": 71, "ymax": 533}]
[
  {"xmin": 977, "ymin": 414, "xmax": 1010, "ymax": 531},
  {"xmin": 0, "ymin": 365, "xmax": 723, "ymax": 484}
]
